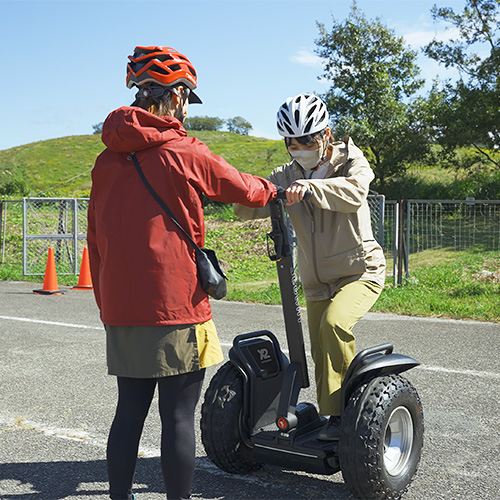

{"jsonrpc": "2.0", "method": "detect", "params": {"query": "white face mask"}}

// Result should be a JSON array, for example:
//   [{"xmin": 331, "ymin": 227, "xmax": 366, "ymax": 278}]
[
  {"xmin": 288, "ymin": 138, "xmax": 327, "ymax": 171},
  {"xmin": 289, "ymin": 148, "xmax": 322, "ymax": 170}
]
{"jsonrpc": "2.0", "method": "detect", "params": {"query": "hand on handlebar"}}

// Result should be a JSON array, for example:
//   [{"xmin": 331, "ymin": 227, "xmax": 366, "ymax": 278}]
[
  {"xmin": 275, "ymin": 184, "xmax": 312, "ymax": 204},
  {"xmin": 285, "ymin": 182, "xmax": 311, "ymax": 206}
]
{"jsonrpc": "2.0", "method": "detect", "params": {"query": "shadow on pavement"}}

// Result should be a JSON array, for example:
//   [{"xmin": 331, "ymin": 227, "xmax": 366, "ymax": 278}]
[
  {"xmin": 0, "ymin": 456, "xmax": 354, "ymax": 500},
  {"xmin": 0, "ymin": 458, "xmax": 159, "ymax": 499}
]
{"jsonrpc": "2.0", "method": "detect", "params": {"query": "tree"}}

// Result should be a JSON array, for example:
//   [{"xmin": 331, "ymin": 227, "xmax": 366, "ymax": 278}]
[
  {"xmin": 315, "ymin": 2, "xmax": 430, "ymax": 187},
  {"xmin": 226, "ymin": 116, "xmax": 252, "ymax": 135},
  {"xmin": 92, "ymin": 122, "xmax": 103, "ymax": 135},
  {"xmin": 424, "ymin": 0, "xmax": 500, "ymax": 167},
  {"xmin": 184, "ymin": 115, "xmax": 225, "ymax": 131}
]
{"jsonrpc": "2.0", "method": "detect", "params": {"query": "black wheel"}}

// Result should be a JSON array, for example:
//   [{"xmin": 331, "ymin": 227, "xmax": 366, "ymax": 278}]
[
  {"xmin": 200, "ymin": 361, "xmax": 261, "ymax": 474},
  {"xmin": 340, "ymin": 374, "xmax": 424, "ymax": 500}
]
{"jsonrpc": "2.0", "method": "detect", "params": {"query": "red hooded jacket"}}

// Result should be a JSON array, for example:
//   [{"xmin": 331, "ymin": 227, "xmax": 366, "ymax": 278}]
[{"xmin": 88, "ymin": 106, "xmax": 276, "ymax": 326}]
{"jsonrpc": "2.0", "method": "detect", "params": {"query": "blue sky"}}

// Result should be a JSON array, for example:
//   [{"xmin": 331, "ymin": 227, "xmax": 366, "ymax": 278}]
[{"xmin": 1, "ymin": 0, "xmax": 468, "ymax": 151}]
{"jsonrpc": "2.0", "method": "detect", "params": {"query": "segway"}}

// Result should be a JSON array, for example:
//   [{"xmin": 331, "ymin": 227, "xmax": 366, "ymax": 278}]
[{"xmin": 201, "ymin": 191, "xmax": 424, "ymax": 499}]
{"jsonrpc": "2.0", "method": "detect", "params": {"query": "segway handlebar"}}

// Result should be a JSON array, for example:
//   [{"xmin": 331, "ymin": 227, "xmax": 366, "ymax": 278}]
[
  {"xmin": 275, "ymin": 186, "xmax": 313, "ymax": 201},
  {"xmin": 266, "ymin": 185, "xmax": 311, "ymax": 391}
]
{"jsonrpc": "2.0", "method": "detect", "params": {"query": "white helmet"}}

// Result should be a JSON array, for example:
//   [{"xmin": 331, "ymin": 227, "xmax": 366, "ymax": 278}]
[{"xmin": 276, "ymin": 93, "xmax": 329, "ymax": 137}]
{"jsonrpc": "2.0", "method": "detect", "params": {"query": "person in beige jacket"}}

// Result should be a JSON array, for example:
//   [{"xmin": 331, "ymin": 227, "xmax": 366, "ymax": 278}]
[{"xmin": 234, "ymin": 93, "xmax": 386, "ymax": 440}]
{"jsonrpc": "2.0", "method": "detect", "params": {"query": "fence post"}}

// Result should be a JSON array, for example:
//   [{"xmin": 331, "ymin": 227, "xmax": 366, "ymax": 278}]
[
  {"xmin": 0, "ymin": 200, "xmax": 3, "ymax": 262},
  {"xmin": 405, "ymin": 200, "xmax": 410, "ymax": 279},
  {"xmin": 73, "ymin": 198, "xmax": 79, "ymax": 274},
  {"xmin": 392, "ymin": 202, "xmax": 399, "ymax": 287},
  {"xmin": 22, "ymin": 198, "xmax": 27, "ymax": 275},
  {"xmin": 396, "ymin": 200, "xmax": 407, "ymax": 285},
  {"xmin": 0, "ymin": 200, "xmax": 3, "ymax": 263}
]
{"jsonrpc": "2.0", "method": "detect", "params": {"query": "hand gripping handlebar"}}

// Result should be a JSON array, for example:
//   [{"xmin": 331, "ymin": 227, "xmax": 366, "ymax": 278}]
[{"xmin": 275, "ymin": 186, "xmax": 312, "ymax": 201}]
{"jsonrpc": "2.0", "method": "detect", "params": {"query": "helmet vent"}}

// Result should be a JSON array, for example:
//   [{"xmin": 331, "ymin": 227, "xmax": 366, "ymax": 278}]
[
  {"xmin": 306, "ymin": 105, "xmax": 317, "ymax": 120},
  {"xmin": 283, "ymin": 122, "xmax": 294, "ymax": 135},
  {"xmin": 280, "ymin": 111, "xmax": 292, "ymax": 126},
  {"xmin": 294, "ymin": 109, "xmax": 301, "ymax": 127},
  {"xmin": 153, "ymin": 65, "xmax": 169, "ymax": 75},
  {"xmin": 304, "ymin": 118, "xmax": 313, "ymax": 134}
]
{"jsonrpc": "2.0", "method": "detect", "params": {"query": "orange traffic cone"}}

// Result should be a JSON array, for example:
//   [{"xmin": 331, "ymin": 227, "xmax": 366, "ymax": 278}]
[
  {"xmin": 72, "ymin": 247, "xmax": 93, "ymax": 290},
  {"xmin": 33, "ymin": 248, "xmax": 65, "ymax": 295}
]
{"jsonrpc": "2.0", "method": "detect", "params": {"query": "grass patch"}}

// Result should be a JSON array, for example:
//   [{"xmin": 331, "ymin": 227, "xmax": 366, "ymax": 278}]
[
  {"xmin": 203, "ymin": 218, "xmax": 499, "ymax": 323},
  {"xmin": 0, "ymin": 264, "xmax": 80, "ymax": 287},
  {"xmin": 373, "ymin": 251, "xmax": 499, "ymax": 322},
  {"xmin": 190, "ymin": 130, "xmax": 289, "ymax": 177},
  {"xmin": 205, "ymin": 218, "xmax": 276, "ymax": 284},
  {"xmin": 0, "ymin": 135, "xmax": 103, "ymax": 197}
]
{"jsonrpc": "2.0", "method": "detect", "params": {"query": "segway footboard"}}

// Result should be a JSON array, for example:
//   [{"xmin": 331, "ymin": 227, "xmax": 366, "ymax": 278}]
[{"xmin": 251, "ymin": 401, "xmax": 340, "ymax": 475}]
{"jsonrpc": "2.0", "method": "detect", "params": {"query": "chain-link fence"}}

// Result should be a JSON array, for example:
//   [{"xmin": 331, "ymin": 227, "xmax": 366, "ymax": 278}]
[
  {"xmin": 1, "ymin": 199, "xmax": 23, "ymax": 267},
  {"xmin": 390, "ymin": 199, "xmax": 500, "ymax": 283},
  {"xmin": 0, "ymin": 198, "xmax": 88, "ymax": 275},
  {"xmin": 1, "ymin": 197, "xmax": 498, "ymax": 284},
  {"xmin": 407, "ymin": 199, "xmax": 500, "ymax": 254},
  {"xmin": 367, "ymin": 192, "xmax": 385, "ymax": 246},
  {"xmin": 22, "ymin": 198, "xmax": 89, "ymax": 275}
]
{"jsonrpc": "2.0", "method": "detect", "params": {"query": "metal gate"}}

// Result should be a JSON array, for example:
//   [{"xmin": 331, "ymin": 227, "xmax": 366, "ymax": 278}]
[
  {"xmin": 23, "ymin": 198, "xmax": 89, "ymax": 275},
  {"xmin": 368, "ymin": 191, "xmax": 385, "ymax": 246}
]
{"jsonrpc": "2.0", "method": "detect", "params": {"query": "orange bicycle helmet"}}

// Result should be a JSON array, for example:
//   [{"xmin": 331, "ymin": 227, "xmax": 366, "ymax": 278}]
[{"xmin": 127, "ymin": 46, "xmax": 201, "ymax": 103}]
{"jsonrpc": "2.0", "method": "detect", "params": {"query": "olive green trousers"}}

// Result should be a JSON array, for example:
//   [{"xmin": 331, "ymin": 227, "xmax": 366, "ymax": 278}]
[{"xmin": 306, "ymin": 280, "xmax": 383, "ymax": 416}]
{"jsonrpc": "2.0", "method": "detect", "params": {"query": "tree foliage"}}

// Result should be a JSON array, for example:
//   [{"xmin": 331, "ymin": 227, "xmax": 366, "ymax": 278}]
[
  {"xmin": 0, "ymin": 178, "xmax": 30, "ymax": 196},
  {"xmin": 184, "ymin": 115, "xmax": 225, "ymax": 132},
  {"xmin": 315, "ymin": 2, "xmax": 429, "ymax": 186},
  {"xmin": 226, "ymin": 116, "xmax": 252, "ymax": 135},
  {"xmin": 424, "ymin": 0, "xmax": 500, "ymax": 167},
  {"xmin": 92, "ymin": 122, "xmax": 103, "ymax": 135}
]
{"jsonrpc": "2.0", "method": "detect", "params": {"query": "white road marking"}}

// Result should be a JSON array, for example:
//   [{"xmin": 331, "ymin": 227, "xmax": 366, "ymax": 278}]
[
  {"xmin": 0, "ymin": 414, "xmax": 158, "ymax": 456},
  {"xmin": 2, "ymin": 315, "xmax": 499, "ymax": 380},
  {"xmin": 0, "ymin": 315, "xmax": 102, "ymax": 330},
  {"xmin": 416, "ymin": 365, "xmax": 500, "ymax": 380}
]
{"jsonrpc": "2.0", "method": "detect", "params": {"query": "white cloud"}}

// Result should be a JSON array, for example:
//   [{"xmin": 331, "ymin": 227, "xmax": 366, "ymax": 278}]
[
  {"xmin": 404, "ymin": 30, "xmax": 439, "ymax": 48},
  {"xmin": 290, "ymin": 49, "xmax": 323, "ymax": 68},
  {"xmin": 403, "ymin": 27, "xmax": 462, "ymax": 49}
]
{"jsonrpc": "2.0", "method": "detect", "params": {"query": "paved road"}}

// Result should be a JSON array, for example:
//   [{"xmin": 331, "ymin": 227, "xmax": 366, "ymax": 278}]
[{"xmin": 0, "ymin": 280, "xmax": 499, "ymax": 499}]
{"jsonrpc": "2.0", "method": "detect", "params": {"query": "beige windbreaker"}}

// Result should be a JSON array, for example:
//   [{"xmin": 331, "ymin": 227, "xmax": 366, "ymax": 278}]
[{"xmin": 234, "ymin": 137, "xmax": 386, "ymax": 301}]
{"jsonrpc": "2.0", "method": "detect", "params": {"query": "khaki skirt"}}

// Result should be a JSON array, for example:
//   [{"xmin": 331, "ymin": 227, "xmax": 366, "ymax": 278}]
[{"xmin": 105, "ymin": 319, "xmax": 224, "ymax": 378}]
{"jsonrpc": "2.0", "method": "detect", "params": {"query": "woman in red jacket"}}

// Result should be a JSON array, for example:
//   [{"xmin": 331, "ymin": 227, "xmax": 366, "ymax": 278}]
[{"xmin": 88, "ymin": 46, "xmax": 277, "ymax": 500}]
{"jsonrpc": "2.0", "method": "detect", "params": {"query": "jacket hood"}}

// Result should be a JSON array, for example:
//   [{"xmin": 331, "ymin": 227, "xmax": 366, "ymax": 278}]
[{"xmin": 101, "ymin": 106, "xmax": 187, "ymax": 153}]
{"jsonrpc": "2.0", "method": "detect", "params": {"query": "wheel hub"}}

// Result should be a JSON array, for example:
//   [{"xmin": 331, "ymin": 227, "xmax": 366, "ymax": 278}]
[{"xmin": 383, "ymin": 406, "xmax": 414, "ymax": 476}]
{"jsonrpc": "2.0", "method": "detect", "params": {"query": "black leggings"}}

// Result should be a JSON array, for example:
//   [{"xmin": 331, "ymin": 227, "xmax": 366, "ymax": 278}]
[{"xmin": 107, "ymin": 369, "xmax": 205, "ymax": 500}]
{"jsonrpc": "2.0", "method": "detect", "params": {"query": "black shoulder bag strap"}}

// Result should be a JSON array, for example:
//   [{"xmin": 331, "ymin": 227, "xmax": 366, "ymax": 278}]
[
  {"xmin": 129, "ymin": 152, "xmax": 201, "ymax": 253},
  {"xmin": 130, "ymin": 152, "xmax": 228, "ymax": 300}
]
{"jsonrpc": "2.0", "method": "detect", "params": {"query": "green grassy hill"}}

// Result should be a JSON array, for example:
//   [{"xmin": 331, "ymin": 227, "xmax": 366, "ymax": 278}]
[
  {"xmin": 0, "ymin": 131, "xmax": 289, "ymax": 197},
  {"xmin": 1, "ymin": 131, "xmax": 499, "ymax": 199}
]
